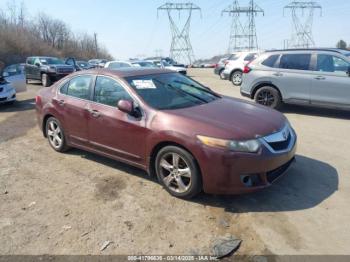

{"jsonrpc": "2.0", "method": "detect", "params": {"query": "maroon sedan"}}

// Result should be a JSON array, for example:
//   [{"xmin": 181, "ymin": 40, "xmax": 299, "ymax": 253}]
[{"xmin": 36, "ymin": 68, "xmax": 297, "ymax": 199}]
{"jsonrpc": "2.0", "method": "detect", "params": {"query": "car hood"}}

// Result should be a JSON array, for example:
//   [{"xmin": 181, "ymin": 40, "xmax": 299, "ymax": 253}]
[{"xmin": 163, "ymin": 97, "xmax": 287, "ymax": 140}]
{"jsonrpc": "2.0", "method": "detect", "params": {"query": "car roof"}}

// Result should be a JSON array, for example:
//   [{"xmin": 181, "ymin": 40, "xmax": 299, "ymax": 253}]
[
  {"xmin": 72, "ymin": 68, "xmax": 174, "ymax": 78},
  {"xmin": 265, "ymin": 48, "xmax": 350, "ymax": 55}
]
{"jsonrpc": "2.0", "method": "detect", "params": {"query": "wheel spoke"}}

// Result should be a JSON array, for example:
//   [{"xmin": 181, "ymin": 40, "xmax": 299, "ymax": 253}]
[
  {"xmin": 163, "ymin": 175, "xmax": 174, "ymax": 186},
  {"xmin": 172, "ymin": 153, "xmax": 180, "ymax": 169},
  {"xmin": 175, "ymin": 177, "xmax": 187, "ymax": 192},
  {"xmin": 55, "ymin": 136, "xmax": 62, "ymax": 145},
  {"xmin": 47, "ymin": 130, "xmax": 54, "ymax": 137},
  {"xmin": 160, "ymin": 159, "xmax": 173, "ymax": 171},
  {"xmin": 49, "ymin": 121, "xmax": 55, "ymax": 131},
  {"xmin": 178, "ymin": 168, "xmax": 191, "ymax": 178}
]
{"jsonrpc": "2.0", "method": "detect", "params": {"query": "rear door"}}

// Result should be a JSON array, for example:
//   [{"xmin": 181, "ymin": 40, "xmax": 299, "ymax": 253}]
[
  {"xmin": 87, "ymin": 75, "xmax": 147, "ymax": 165},
  {"xmin": 55, "ymin": 75, "xmax": 94, "ymax": 147},
  {"xmin": 310, "ymin": 54, "xmax": 350, "ymax": 107},
  {"xmin": 272, "ymin": 53, "xmax": 313, "ymax": 104}
]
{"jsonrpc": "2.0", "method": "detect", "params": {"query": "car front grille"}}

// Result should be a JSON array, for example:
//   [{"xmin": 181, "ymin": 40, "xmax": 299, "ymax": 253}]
[
  {"xmin": 267, "ymin": 132, "xmax": 292, "ymax": 151},
  {"xmin": 57, "ymin": 68, "xmax": 74, "ymax": 74},
  {"xmin": 266, "ymin": 158, "xmax": 295, "ymax": 184},
  {"xmin": 0, "ymin": 97, "xmax": 7, "ymax": 102}
]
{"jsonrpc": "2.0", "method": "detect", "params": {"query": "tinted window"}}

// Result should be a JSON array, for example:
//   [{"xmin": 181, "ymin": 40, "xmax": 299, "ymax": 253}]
[
  {"xmin": 67, "ymin": 75, "xmax": 92, "ymax": 100},
  {"xmin": 60, "ymin": 81, "xmax": 70, "ymax": 95},
  {"xmin": 317, "ymin": 54, "xmax": 350, "ymax": 74},
  {"xmin": 94, "ymin": 76, "xmax": 132, "ymax": 106},
  {"xmin": 244, "ymin": 53, "xmax": 258, "ymax": 62},
  {"xmin": 279, "ymin": 54, "xmax": 311, "ymax": 70},
  {"xmin": 227, "ymin": 54, "xmax": 239, "ymax": 61},
  {"xmin": 126, "ymin": 73, "xmax": 219, "ymax": 110},
  {"xmin": 27, "ymin": 58, "xmax": 34, "ymax": 65},
  {"xmin": 262, "ymin": 54, "xmax": 279, "ymax": 68}
]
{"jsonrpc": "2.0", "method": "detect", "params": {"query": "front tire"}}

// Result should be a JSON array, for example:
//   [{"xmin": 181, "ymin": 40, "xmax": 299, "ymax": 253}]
[
  {"xmin": 42, "ymin": 73, "xmax": 52, "ymax": 87},
  {"xmin": 254, "ymin": 86, "xmax": 282, "ymax": 109},
  {"xmin": 155, "ymin": 146, "xmax": 202, "ymax": 199},
  {"xmin": 46, "ymin": 117, "xmax": 70, "ymax": 152},
  {"xmin": 231, "ymin": 70, "xmax": 243, "ymax": 86}
]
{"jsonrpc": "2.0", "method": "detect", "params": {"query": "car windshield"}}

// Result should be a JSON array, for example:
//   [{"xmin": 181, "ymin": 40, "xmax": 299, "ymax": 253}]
[
  {"xmin": 40, "ymin": 58, "xmax": 64, "ymax": 65},
  {"xmin": 125, "ymin": 73, "xmax": 220, "ymax": 110},
  {"xmin": 77, "ymin": 61, "xmax": 89, "ymax": 67},
  {"xmin": 162, "ymin": 61, "xmax": 171, "ymax": 66}
]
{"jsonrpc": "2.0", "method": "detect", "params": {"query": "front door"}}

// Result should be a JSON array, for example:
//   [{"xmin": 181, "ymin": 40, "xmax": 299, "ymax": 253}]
[
  {"xmin": 87, "ymin": 75, "xmax": 147, "ymax": 166},
  {"xmin": 55, "ymin": 75, "xmax": 94, "ymax": 147},
  {"xmin": 311, "ymin": 54, "xmax": 350, "ymax": 107},
  {"xmin": 273, "ymin": 53, "xmax": 313, "ymax": 105}
]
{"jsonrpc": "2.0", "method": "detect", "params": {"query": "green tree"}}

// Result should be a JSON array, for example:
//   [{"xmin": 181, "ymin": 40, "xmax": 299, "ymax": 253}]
[{"xmin": 336, "ymin": 40, "xmax": 347, "ymax": 50}]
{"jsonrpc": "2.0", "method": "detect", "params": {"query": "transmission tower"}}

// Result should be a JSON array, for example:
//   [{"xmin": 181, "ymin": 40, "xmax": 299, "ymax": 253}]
[
  {"xmin": 222, "ymin": 0, "xmax": 264, "ymax": 53},
  {"xmin": 158, "ymin": 2, "xmax": 201, "ymax": 65},
  {"xmin": 284, "ymin": 1, "xmax": 322, "ymax": 48}
]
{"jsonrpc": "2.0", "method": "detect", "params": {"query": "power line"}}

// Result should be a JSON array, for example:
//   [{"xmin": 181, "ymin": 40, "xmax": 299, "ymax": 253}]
[
  {"xmin": 157, "ymin": 2, "xmax": 201, "ymax": 65},
  {"xmin": 222, "ymin": 0, "xmax": 264, "ymax": 52},
  {"xmin": 284, "ymin": 1, "xmax": 322, "ymax": 48}
]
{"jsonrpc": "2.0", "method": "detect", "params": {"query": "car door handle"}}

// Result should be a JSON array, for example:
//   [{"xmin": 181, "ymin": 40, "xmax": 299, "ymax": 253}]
[
  {"xmin": 315, "ymin": 76, "xmax": 326, "ymax": 80},
  {"xmin": 273, "ymin": 72, "xmax": 283, "ymax": 77},
  {"xmin": 53, "ymin": 99, "xmax": 65, "ymax": 106}
]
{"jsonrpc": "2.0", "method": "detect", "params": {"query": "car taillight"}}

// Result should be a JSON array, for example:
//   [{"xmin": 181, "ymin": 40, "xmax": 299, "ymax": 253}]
[
  {"xmin": 35, "ymin": 95, "xmax": 42, "ymax": 106},
  {"xmin": 243, "ymin": 66, "xmax": 252, "ymax": 74}
]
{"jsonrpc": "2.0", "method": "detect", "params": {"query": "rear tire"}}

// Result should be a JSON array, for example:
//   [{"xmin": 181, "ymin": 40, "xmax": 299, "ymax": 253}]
[
  {"xmin": 155, "ymin": 146, "xmax": 202, "ymax": 199},
  {"xmin": 254, "ymin": 86, "xmax": 282, "ymax": 109},
  {"xmin": 46, "ymin": 117, "xmax": 70, "ymax": 152},
  {"xmin": 42, "ymin": 73, "xmax": 51, "ymax": 87},
  {"xmin": 231, "ymin": 70, "xmax": 243, "ymax": 86}
]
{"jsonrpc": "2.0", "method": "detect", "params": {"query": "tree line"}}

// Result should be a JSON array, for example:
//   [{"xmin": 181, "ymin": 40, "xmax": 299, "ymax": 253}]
[{"xmin": 0, "ymin": 1, "xmax": 113, "ymax": 66}]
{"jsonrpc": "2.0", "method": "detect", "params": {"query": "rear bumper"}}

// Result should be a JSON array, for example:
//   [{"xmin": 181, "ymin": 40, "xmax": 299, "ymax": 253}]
[{"xmin": 196, "ymin": 137, "xmax": 297, "ymax": 195}]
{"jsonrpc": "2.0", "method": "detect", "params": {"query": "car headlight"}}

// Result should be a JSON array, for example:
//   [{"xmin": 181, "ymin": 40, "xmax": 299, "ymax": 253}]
[
  {"xmin": 48, "ymin": 66, "xmax": 56, "ymax": 73},
  {"xmin": 197, "ymin": 135, "xmax": 261, "ymax": 153}
]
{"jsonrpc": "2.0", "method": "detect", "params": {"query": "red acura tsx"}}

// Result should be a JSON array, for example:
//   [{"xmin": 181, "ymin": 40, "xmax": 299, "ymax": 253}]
[{"xmin": 36, "ymin": 68, "xmax": 297, "ymax": 199}]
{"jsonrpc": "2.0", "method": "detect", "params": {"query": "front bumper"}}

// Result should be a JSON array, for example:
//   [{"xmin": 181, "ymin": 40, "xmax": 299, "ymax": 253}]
[
  {"xmin": 197, "ymin": 129, "xmax": 297, "ymax": 194},
  {"xmin": 0, "ymin": 87, "xmax": 16, "ymax": 104}
]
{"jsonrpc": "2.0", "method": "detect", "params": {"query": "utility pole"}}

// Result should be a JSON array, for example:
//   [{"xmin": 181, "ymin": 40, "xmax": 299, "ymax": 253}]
[
  {"xmin": 94, "ymin": 33, "xmax": 99, "ymax": 58},
  {"xmin": 284, "ymin": 1, "xmax": 322, "ymax": 48},
  {"xmin": 157, "ymin": 2, "xmax": 201, "ymax": 65},
  {"xmin": 222, "ymin": 0, "xmax": 264, "ymax": 53}
]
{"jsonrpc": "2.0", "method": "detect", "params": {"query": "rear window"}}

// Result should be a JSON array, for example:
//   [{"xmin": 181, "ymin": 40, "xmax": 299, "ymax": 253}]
[
  {"xmin": 244, "ymin": 53, "xmax": 258, "ymax": 62},
  {"xmin": 227, "ymin": 54, "xmax": 239, "ymax": 61},
  {"xmin": 279, "ymin": 54, "xmax": 311, "ymax": 71},
  {"xmin": 262, "ymin": 54, "xmax": 279, "ymax": 67}
]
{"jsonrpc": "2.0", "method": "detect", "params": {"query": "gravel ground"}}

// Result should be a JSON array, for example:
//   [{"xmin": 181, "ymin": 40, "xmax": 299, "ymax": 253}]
[{"xmin": 0, "ymin": 69, "xmax": 349, "ymax": 258}]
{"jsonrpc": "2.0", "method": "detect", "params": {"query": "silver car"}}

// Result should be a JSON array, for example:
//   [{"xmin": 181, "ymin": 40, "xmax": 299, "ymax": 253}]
[{"xmin": 240, "ymin": 49, "xmax": 350, "ymax": 110}]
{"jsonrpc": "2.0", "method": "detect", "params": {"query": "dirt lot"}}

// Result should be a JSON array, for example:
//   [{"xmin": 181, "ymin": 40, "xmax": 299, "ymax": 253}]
[{"xmin": 0, "ymin": 69, "xmax": 349, "ymax": 257}]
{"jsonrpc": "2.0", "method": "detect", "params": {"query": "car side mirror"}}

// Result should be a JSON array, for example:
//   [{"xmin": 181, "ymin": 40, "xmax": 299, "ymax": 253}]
[
  {"xmin": 35, "ymin": 63, "xmax": 40, "ymax": 67},
  {"xmin": 2, "ymin": 72, "xmax": 9, "ymax": 77},
  {"xmin": 117, "ymin": 100, "xmax": 134, "ymax": 114}
]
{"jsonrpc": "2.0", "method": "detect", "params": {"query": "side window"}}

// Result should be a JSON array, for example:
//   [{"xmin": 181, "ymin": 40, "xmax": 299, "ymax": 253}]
[
  {"xmin": 279, "ymin": 54, "xmax": 311, "ymax": 71},
  {"xmin": 59, "ymin": 80, "xmax": 70, "ymax": 95},
  {"xmin": 262, "ymin": 54, "xmax": 279, "ymax": 68},
  {"xmin": 94, "ymin": 76, "xmax": 132, "ymax": 107},
  {"xmin": 317, "ymin": 54, "xmax": 350, "ymax": 74},
  {"xmin": 27, "ymin": 58, "xmax": 34, "ymax": 65},
  {"xmin": 67, "ymin": 75, "xmax": 93, "ymax": 100},
  {"xmin": 244, "ymin": 53, "xmax": 257, "ymax": 62}
]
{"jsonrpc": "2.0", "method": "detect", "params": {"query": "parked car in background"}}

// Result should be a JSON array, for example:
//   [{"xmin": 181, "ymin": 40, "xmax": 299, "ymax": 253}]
[
  {"xmin": 0, "ymin": 75, "xmax": 17, "ymax": 105},
  {"xmin": 88, "ymin": 59, "xmax": 108, "ymax": 68},
  {"xmin": 104, "ymin": 61, "xmax": 133, "ymax": 70},
  {"xmin": 25, "ymin": 57, "xmax": 75, "ymax": 87},
  {"xmin": 240, "ymin": 48, "xmax": 350, "ymax": 110},
  {"xmin": 147, "ymin": 60, "xmax": 187, "ymax": 75},
  {"xmin": 214, "ymin": 56, "xmax": 231, "ymax": 80},
  {"xmin": 131, "ymin": 61, "xmax": 158, "ymax": 68},
  {"xmin": 222, "ymin": 51, "xmax": 260, "ymax": 86},
  {"xmin": 36, "ymin": 68, "xmax": 297, "ymax": 199},
  {"xmin": 65, "ymin": 58, "xmax": 94, "ymax": 71},
  {"xmin": 2, "ymin": 63, "xmax": 27, "ymax": 93}
]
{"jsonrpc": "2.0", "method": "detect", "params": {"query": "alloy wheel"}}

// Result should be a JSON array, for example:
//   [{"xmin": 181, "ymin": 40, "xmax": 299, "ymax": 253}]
[
  {"xmin": 159, "ymin": 153, "xmax": 192, "ymax": 194},
  {"xmin": 47, "ymin": 120, "xmax": 63, "ymax": 149},
  {"xmin": 232, "ymin": 72, "xmax": 242, "ymax": 86},
  {"xmin": 256, "ymin": 90, "xmax": 275, "ymax": 107}
]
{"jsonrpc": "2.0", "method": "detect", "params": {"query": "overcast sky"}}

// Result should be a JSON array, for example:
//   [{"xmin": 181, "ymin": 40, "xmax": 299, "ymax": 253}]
[{"xmin": 1, "ymin": 0, "xmax": 349, "ymax": 60}]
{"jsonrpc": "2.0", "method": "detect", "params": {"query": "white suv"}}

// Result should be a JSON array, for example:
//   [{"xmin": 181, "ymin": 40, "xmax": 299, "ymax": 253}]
[
  {"xmin": 222, "ymin": 51, "xmax": 260, "ymax": 86},
  {"xmin": 240, "ymin": 49, "xmax": 350, "ymax": 110}
]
